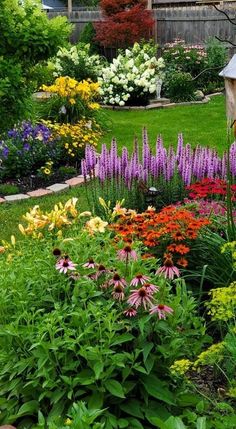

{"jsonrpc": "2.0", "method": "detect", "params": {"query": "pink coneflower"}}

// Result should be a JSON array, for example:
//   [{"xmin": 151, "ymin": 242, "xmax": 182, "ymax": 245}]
[
  {"xmin": 83, "ymin": 258, "xmax": 96, "ymax": 269},
  {"xmin": 130, "ymin": 273, "xmax": 150, "ymax": 286},
  {"xmin": 56, "ymin": 256, "xmax": 77, "ymax": 274},
  {"xmin": 117, "ymin": 245, "xmax": 138, "ymax": 261},
  {"xmin": 90, "ymin": 264, "xmax": 107, "ymax": 280},
  {"xmin": 109, "ymin": 273, "xmax": 127, "ymax": 288},
  {"xmin": 112, "ymin": 284, "xmax": 125, "ymax": 301},
  {"xmin": 143, "ymin": 282, "xmax": 159, "ymax": 294},
  {"xmin": 124, "ymin": 307, "xmax": 137, "ymax": 317},
  {"xmin": 127, "ymin": 287, "xmax": 154, "ymax": 309},
  {"xmin": 149, "ymin": 304, "xmax": 174, "ymax": 319},
  {"xmin": 156, "ymin": 255, "xmax": 180, "ymax": 280}
]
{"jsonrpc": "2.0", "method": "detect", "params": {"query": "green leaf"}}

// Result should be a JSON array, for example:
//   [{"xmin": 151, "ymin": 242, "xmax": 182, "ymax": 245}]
[
  {"xmin": 148, "ymin": 417, "xmax": 169, "ymax": 429},
  {"xmin": 144, "ymin": 354, "xmax": 155, "ymax": 374},
  {"xmin": 145, "ymin": 402, "xmax": 171, "ymax": 423},
  {"xmin": 93, "ymin": 361, "xmax": 104, "ymax": 379},
  {"xmin": 118, "ymin": 418, "xmax": 129, "ymax": 428},
  {"xmin": 88, "ymin": 391, "xmax": 104, "ymax": 409},
  {"xmin": 134, "ymin": 365, "xmax": 147, "ymax": 374},
  {"xmin": 177, "ymin": 393, "xmax": 202, "ymax": 407},
  {"xmin": 17, "ymin": 400, "xmax": 39, "ymax": 417},
  {"xmin": 104, "ymin": 379, "xmax": 125, "ymax": 399},
  {"xmin": 196, "ymin": 417, "xmax": 206, "ymax": 429},
  {"xmin": 165, "ymin": 416, "xmax": 187, "ymax": 429},
  {"xmin": 111, "ymin": 333, "xmax": 134, "ymax": 346},
  {"xmin": 126, "ymin": 418, "xmax": 144, "ymax": 429},
  {"xmin": 120, "ymin": 399, "xmax": 144, "ymax": 419},
  {"xmin": 143, "ymin": 342, "xmax": 154, "ymax": 363},
  {"xmin": 142, "ymin": 375, "xmax": 175, "ymax": 405}
]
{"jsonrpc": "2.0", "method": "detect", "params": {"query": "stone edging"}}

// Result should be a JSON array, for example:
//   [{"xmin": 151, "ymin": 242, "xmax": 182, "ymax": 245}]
[
  {"xmin": 0, "ymin": 92, "xmax": 223, "ymax": 204},
  {"xmin": 0, "ymin": 176, "xmax": 85, "ymax": 204},
  {"xmin": 101, "ymin": 92, "xmax": 223, "ymax": 110}
]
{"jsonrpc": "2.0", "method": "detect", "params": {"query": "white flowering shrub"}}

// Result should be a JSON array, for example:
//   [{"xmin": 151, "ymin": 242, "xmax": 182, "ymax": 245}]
[
  {"xmin": 53, "ymin": 43, "xmax": 105, "ymax": 82},
  {"xmin": 99, "ymin": 42, "xmax": 165, "ymax": 106}
]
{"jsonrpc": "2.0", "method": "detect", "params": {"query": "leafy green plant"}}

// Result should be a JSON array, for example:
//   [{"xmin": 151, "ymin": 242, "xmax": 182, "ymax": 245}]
[
  {"xmin": 0, "ymin": 183, "xmax": 19, "ymax": 196},
  {"xmin": 0, "ymin": 0, "xmax": 71, "ymax": 130},
  {"xmin": 0, "ymin": 217, "xmax": 209, "ymax": 427},
  {"xmin": 53, "ymin": 43, "xmax": 104, "ymax": 82},
  {"xmin": 164, "ymin": 71, "xmax": 195, "ymax": 102}
]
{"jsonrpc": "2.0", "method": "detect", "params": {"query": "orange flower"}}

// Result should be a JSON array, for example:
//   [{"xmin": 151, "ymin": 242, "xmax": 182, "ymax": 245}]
[
  {"xmin": 174, "ymin": 244, "xmax": 190, "ymax": 255},
  {"xmin": 177, "ymin": 257, "xmax": 188, "ymax": 267},
  {"xmin": 171, "ymin": 231, "xmax": 185, "ymax": 241}
]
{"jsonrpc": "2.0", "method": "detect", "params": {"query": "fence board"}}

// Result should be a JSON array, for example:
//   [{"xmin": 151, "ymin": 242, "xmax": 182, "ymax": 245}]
[{"xmin": 47, "ymin": 4, "xmax": 236, "ymax": 51}]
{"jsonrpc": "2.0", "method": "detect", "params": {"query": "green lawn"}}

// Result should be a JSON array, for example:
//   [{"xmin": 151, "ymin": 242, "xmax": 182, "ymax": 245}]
[
  {"xmin": 0, "ymin": 95, "xmax": 230, "ymax": 242},
  {"xmin": 100, "ymin": 95, "xmax": 227, "ymax": 153}
]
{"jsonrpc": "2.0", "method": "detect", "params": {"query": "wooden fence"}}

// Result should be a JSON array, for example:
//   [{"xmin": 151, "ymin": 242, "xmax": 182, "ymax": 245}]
[{"xmin": 47, "ymin": 3, "xmax": 236, "ymax": 51}]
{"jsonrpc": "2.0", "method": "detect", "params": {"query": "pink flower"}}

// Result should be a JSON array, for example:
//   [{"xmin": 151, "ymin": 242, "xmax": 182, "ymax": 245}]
[
  {"xmin": 117, "ymin": 245, "xmax": 137, "ymax": 261},
  {"xmin": 157, "ymin": 265, "xmax": 180, "ymax": 280},
  {"xmin": 56, "ymin": 256, "xmax": 77, "ymax": 274},
  {"xmin": 124, "ymin": 307, "xmax": 137, "ymax": 317},
  {"xmin": 90, "ymin": 264, "xmax": 107, "ymax": 280},
  {"xmin": 150, "ymin": 304, "xmax": 174, "ymax": 319},
  {"xmin": 109, "ymin": 273, "xmax": 127, "ymax": 288},
  {"xmin": 143, "ymin": 282, "xmax": 159, "ymax": 294},
  {"xmin": 112, "ymin": 285, "xmax": 125, "ymax": 301},
  {"xmin": 130, "ymin": 273, "xmax": 150, "ymax": 286},
  {"xmin": 83, "ymin": 258, "xmax": 96, "ymax": 269},
  {"xmin": 156, "ymin": 255, "xmax": 180, "ymax": 280},
  {"xmin": 128, "ymin": 287, "xmax": 154, "ymax": 309}
]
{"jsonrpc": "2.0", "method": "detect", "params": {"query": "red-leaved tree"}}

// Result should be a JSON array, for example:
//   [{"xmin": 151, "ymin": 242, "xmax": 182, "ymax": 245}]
[{"xmin": 94, "ymin": 0, "xmax": 154, "ymax": 48}]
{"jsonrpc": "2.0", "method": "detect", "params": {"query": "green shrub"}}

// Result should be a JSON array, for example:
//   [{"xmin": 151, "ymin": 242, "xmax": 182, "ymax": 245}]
[
  {"xmin": 162, "ymin": 39, "xmax": 206, "ymax": 78},
  {"xmin": 164, "ymin": 71, "xmax": 195, "ymax": 102},
  {"xmin": 0, "ymin": 0, "xmax": 72, "ymax": 130},
  {"xmin": 199, "ymin": 38, "xmax": 227, "ymax": 93},
  {"xmin": 0, "ymin": 183, "xmax": 19, "ymax": 195},
  {"xmin": 79, "ymin": 23, "xmax": 100, "ymax": 54},
  {"xmin": 58, "ymin": 165, "xmax": 77, "ymax": 177},
  {"xmin": 53, "ymin": 43, "xmax": 104, "ymax": 82},
  {"xmin": 30, "ymin": 62, "xmax": 55, "ymax": 91},
  {"xmin": 0, "ymin": 218, "xmax": 207, "ymax": 425}
]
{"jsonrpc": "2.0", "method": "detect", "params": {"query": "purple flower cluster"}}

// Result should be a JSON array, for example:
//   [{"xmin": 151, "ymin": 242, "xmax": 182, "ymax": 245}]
[
  {"xmin": 83, "ymin": 130, "xmax": 236, "ymax": 188},
  {"xmin": 7, "ymin": 121, "xmax": 51, "ymax": 144}
]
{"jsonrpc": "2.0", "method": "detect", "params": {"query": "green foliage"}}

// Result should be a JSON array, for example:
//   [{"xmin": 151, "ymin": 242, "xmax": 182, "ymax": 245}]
[
  {"xmin": 0, "ymin": 58, "xmax": 35, "ymax": 130},
  {"xmin": 79, "ymin": 23, "xmax": 100, "ymax": 54},
  {"xmin": 0, "ymin": 0, "xmax": 72, "ymax": 130},
  {"xmin": 53, "ymin": 43, "xmax": 104, "ymax": 82},
  {"xmin": 0, "ymin": 183, "xmax": 19, "ymax": 196},
  {"xmin": 58, "ymin": 166, "xmax": 77, "ymax": 177},
  {"xmin": 199, "ymin": 38, "xmax": 227, "ymax": 93},
  {"xmin": 164, "ymin": 71, "xmax": 195, "ymax": 102},
  {"xmin": 0, "ymin": 223, "xmax": 208, "ymax": 426},
  {"xmin": 0, "ymin": 0, "xmax": 72, "ymax": 64},
  {"xmin": 30, "ymin": 62, "xmax": 56, "ymax": 91},
  {"xmin": 162, "ymin": 38, "xmax": 227, "ymax": 99}
]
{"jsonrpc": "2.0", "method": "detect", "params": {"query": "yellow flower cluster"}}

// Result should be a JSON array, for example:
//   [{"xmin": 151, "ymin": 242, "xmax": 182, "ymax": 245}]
[
  {"xmin": 206, "ymin": 282, "xmax": 236, "ymax": 321},
  {"xmin": 170, "ymin": 343, "xmax": 226, "ymax": 376},
  {"xmin": 43, "ymin": 119, "xmax": 101, "ymax": 158},
  {"xmin": 40, "ymin": 160, "xmax": 53, "ymax": 176},
  {"xmin": 170, "ymin": 359, "xmax": 192, "ymax": 376},
  {"xmin": 42, "ymin": 77, "xmax": 100, "ymax": 106},
  {"xmin": 86, "ymin": 216, "xmax": 108, "ymax": 234},
  {"xmin": 221, "ymin": 241, "xmax": 236, "ymax": 269},
  {"xmin": 18, "ymin": 198, "xmax": 78, "ymax": 238},
  {"xmin": 194, "ymin": 342, "xmax": 225, "ymax": 368}
]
